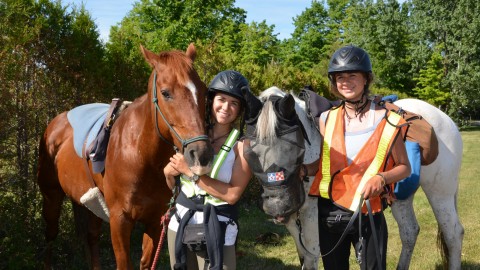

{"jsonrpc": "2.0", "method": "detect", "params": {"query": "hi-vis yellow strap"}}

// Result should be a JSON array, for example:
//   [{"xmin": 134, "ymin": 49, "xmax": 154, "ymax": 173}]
[
  {"xmin": 205, "ymin": 129, "xmax": 239, "ymax": 205},
  {"xmin": 348, "ymin": 112, "xmax": 401, "ymax": 211},
  {"xmin": 181, "ymin": 129, "xmax": 239, "ymax": 205},
  {"xmin": 320, "ymin": 108, "xmax": 340, "ymax": 198},
  {"xmin": 209, "ymin": 129, "xmax": 240, "ymax": 178}
]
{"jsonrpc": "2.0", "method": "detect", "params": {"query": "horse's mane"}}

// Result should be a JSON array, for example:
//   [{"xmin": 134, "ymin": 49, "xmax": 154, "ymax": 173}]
[
  {"xmin": 257, "ymin": 87, "xmax": 320, "ymax": 163},
  {"xmin": 256, "ymin": 86, "xmax": 306, "ymax": 145}
]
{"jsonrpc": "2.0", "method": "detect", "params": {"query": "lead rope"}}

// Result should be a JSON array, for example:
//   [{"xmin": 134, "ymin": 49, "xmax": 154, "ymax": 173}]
[
  {"xmin": 366, "ymin": 200, "xmax": 383, "ymax": 270},
  {"xmin": 150, "ymin": 208, "xmax": 172, "ymax": 270},
  {"xmin": 151, "ymin": 177, "xmax": 180, "ymax": 270}
]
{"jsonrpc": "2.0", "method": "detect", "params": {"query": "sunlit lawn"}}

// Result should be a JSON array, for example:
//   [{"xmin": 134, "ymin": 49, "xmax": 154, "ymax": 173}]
[{"xmin": 234, "ymin": 128, "xmax": 480, "ymax": 269}]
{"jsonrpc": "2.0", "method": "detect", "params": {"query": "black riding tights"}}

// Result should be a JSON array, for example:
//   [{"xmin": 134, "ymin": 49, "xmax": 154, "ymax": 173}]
[{"xmin": 318, "ymin": 212, "xmax": 388, "ymax": 270}]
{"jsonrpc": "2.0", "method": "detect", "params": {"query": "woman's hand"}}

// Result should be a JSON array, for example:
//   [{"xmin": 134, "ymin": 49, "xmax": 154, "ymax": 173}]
[
  {"xmin": 361, "ymin": 174, "xmax": 385, "ymax": 199},
  {"xmin": 299, "ymin": 164, "xmax": 308, "ymax": 181},
  {"xmin": 168, "ymin": 153, "xmax": 190, "ymax": 176},
  {"xmin": 163, "ymin": 162, "xmax": 180, "ymax": 190}
]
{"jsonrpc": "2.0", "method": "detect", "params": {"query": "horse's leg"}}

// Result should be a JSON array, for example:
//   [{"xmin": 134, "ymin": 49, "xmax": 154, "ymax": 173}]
[
  {"xmin": 109, "ymin": 208, "xmax": 135, "ymax": 270},
  {"xmin": 40, "ymin": 187, "xmax": 65, "ymax": 270},
  {"xmin": 72, "ymin": 202, "xmax": 103, "ymax": 270},
  {"xmin": 37, "ymin": 145, "xmax": 65, "ymax": 270},
  {"xmin": 284, "ymin": 196, "xmax": 320, "ymax": 270},
  {"xmin": 140, "ymin": 233, "xmax": 154, "ymax": 270},
  {"xmin": 139, "ymin": 209, "xmax": 167, "ymax": 269},
  {"xmin": 390, "ymin": 195, "xmax": 419, "ymax": 270},
  {"xmin": 423, "ymin": 186, "xmax": 463, "ymax": 270}
]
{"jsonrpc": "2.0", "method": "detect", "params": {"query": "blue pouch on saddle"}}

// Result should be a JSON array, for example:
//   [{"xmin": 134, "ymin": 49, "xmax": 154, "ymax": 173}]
[
  {"xmin": 394, "ymin": 140, "xmax": 421, "ymax": 200},
  {"xmin": 67, "ymin": 103, "xmax": 109, "ymax": 158}
]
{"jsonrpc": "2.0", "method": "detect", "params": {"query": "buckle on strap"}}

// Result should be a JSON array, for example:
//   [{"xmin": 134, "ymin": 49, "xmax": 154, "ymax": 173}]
[{"xmin": 221, "ymin": 145, "xmax": 232, "ymax": 152}]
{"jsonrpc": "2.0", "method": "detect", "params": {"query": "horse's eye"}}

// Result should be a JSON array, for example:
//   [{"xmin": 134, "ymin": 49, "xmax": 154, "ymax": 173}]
[{"xmin": 160, "ymin": 90, "xmax": 171, "ymax": 99}]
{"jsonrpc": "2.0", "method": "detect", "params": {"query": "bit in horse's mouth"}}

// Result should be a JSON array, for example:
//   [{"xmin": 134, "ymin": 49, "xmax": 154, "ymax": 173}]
[{"xmin": 274, "ymin": 216, "xmax": 287, "ymax": 224}]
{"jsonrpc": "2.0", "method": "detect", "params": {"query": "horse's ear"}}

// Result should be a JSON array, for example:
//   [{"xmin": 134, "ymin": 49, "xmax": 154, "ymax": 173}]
[
  {"xmin": 278, "ymin": 94, "xmax": 296, "ymax": 119},
  {"xmin": 140, "ymin": 45, "xmax": 157, "ymax": 68},
  {"xmin": 186, "ymin": 43, "xmax": 197, "ymax": 62},
  {"xmin": 242, "ymin": 86, "xmax": 263, "ymax": 123}
]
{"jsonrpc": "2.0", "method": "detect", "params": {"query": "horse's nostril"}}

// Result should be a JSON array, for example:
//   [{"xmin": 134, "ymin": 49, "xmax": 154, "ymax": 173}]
[{"xmin": 188, "ymin": 148, "xmax": 197, "ymax": 161}]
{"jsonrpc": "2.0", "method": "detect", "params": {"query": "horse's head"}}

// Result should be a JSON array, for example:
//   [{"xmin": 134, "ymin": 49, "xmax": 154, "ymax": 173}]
[
  {"xmin": 141, "ymin": 44, "xmax": 213, "ymax": 175},
  {"xmin": 243, "ymin": 87, "xmax": 308, "ymax": 223}
]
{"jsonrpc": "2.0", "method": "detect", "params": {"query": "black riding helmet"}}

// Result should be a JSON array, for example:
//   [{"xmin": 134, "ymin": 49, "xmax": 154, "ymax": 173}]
[
  {"xmin": 207, "ymin": 70, "xmax": 248, "ymax": 103},
  {"xmin": 328, "ymin": 45, "xmax": 372, "ymax": 81}
]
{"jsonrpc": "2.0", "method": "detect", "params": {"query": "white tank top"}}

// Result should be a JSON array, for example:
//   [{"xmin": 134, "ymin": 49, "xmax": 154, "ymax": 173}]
[
  {"xmin": 168, "ymin": 142, "xmax": 238, "ymax": 246},
  {"xmin": 321, "ymin": 102, "xmax": 382, "ymax": 164}
]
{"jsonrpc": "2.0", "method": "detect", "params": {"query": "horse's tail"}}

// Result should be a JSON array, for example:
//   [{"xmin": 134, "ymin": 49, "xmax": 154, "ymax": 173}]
[{"xmin": 436, "ymin": 227, "xmax": 449, "ymax": 270}]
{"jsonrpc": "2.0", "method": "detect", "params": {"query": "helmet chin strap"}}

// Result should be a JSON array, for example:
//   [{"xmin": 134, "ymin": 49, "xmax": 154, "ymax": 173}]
[{"xmin": 343, "ymin": 91, "xmax": 369, "ymax": 118}]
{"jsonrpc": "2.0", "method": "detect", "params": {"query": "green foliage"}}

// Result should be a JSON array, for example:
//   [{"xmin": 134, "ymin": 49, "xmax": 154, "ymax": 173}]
[
  {"xmin": 280, "ymin": 1, "xmax": 330, "ymax": 70},
  {"xmin": 344, "ymin": 0, "xmax": 413, "ymax": 93},
  {"xmin": 0, "ymin": 0, "xmax": 110, "ymax": 267},
  {"xmin": 412, "ymin": 48, "xmax": 450, "ymax": 107},
  {"xmin": 410, "ymin": 0, "xmax": 480, "ymax": 121}
]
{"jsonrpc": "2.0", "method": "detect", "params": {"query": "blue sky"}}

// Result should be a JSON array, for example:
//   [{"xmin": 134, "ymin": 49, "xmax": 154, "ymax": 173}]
[{"xmin": 61, "ymin": 0, "xmax": 313, "ymax": 42}]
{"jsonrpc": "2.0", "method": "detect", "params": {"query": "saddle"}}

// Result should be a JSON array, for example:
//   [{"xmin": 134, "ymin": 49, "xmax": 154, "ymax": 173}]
[{"xmin": 67, "ymin": 98, "xmax": 130, "ymax": 173}]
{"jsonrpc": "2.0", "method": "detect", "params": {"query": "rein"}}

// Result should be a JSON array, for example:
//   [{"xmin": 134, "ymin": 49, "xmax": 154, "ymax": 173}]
[
  {"xmin": 151, "ymin": 73, "xmax": 209, "ymax": 153},
  {"xmin": 319, "ymin": 196, "xmax": 383, "ymax": 269}
]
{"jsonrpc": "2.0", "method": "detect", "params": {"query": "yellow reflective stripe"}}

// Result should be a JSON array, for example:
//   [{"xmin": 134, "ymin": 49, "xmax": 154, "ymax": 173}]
[
  {"xmin": 205, "ymin": 196, "xmax": 228, "ymax": 205},
  {"xmin": 320, "ymin": 108, "xmax": 339, "ymax": 198},
  {"xmin": 180, "ymin": 175, "xmax": 196, "ymax": 197},
  {"xmin": 349, "ymin": 112, "xmax": 402, "ymax": 211},
  {"xmin": 209, "ymin": 129, "xmax": 239, "ymax": 178}
]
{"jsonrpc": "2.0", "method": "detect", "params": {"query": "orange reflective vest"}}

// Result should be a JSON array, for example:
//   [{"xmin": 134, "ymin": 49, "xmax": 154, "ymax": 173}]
[{"xmin": 309, "ymin": 105, "xmax": 406, "ymax": 214}]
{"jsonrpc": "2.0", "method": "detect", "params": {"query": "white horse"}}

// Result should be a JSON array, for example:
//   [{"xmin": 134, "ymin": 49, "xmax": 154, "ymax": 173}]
[{"xmin": 258, "ymin": 87, "xmax": 464, "ymax": 270}]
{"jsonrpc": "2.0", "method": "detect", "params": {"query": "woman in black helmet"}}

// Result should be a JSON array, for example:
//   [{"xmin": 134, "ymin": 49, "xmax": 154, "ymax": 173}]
[
  {"xmin": 164, "ymin": 70, "xmax": 258, "ymax": 270},
  {"xmin": 301, "ymin": 46, "xmax": 411, "ymax": 269}
]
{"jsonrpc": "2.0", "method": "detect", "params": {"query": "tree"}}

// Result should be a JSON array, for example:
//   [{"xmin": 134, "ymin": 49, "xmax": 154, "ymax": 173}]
[
  {"xmin": 412, "ymin": 48, "xmax": 449, "ymax": 108},
  {"xmin": 410, "ymin": 0, "xmax": 480, "ymax": 119},
  {"xmin": 106, "ymin": 0, "xmax": 248, "ymax": 98},
  {"xmin": 0, "ymin": 0, "xmax": 107, "ymax": 267},
  {"xmin": 280, "ymin": 0, "xmax": 330, "ymax": 70},
  {"xmin": 343, "ymin": 0, "xmax": 413, "ymax": 93}
]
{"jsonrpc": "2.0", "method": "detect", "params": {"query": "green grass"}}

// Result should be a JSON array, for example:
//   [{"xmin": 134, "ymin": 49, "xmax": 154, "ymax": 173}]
[
  {"xmin": 234, "ymin": 129, "xmax": 480, "ymax": 269},
  {"xmin": 29, "ymin": 129, "xmax": 480, "ymax": 269}
]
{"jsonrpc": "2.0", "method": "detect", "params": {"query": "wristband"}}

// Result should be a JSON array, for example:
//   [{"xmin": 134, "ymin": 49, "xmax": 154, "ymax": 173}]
[{"xmin": 376, "ymin": 173, "xmax": 386, "ymax": 186}]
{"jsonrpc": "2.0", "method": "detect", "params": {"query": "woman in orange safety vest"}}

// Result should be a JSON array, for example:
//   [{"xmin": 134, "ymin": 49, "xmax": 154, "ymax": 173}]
[{"xmin": 301, "ymin": 45, "xmax": 411, "ymax": 270}]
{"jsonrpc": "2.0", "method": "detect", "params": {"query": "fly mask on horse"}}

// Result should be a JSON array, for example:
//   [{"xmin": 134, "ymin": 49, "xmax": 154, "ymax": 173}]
[{"xmin": 243, "ymin": 92, "xmax": 309, "ymax": 221}]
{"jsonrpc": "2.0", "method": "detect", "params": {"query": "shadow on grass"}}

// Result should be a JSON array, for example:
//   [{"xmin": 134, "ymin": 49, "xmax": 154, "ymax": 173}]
[
  {"xmin": 460, "ymin": 124, "xmax": 480, "ymax": 132},
  {"xmin": 433, "ymin": 261, "xmax": 480, "ymax": 270}
]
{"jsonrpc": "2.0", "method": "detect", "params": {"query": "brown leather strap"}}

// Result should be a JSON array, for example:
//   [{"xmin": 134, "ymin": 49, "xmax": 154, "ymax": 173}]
[
  {"xmin": 104, "ymin": 98, "xmax": 123, "ymax": 128},
  {"xmin": 82, "ymin": 140, "xmax": 97, "ymax": 188}
]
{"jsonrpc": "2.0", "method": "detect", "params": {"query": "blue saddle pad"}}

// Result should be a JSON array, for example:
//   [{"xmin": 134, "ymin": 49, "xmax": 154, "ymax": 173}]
[
  {"xmin": 67, "ymin": 103, "xmax": 109, "ymax": 158},
  {"xmin": 394, "ymin": 140, "xmax": 421, "ymax": 200}
]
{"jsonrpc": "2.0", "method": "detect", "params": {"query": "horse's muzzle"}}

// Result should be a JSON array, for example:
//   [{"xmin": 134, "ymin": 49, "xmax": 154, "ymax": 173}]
[{"xmin": 260, "ymin": 183, "xmax": 305, "ymax": 221}]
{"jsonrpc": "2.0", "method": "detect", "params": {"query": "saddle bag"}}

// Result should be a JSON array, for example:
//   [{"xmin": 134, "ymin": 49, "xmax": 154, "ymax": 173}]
[
  {"xmin": 382, "ymin": 101, "xmax": 439, "ymax": 165},
  {"xmin": 182, "ymin": 224, "xmax": 207, "ymax": 252}
]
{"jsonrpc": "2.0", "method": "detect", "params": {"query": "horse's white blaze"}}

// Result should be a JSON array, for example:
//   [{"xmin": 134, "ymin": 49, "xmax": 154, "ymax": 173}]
[{"xmin": 186, "ymin": 80, "xmax": 198, "ymax": 105}]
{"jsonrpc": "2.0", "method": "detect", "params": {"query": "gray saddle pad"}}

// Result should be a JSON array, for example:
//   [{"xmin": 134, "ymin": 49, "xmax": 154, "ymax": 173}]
[{"xmin": 67, "ymin": 103, "xmax": 109, "ymax": 158}]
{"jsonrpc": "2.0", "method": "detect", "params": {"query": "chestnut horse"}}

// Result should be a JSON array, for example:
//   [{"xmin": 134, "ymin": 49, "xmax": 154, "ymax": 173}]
[{"xmin": 36, "ymin": 44, "xmax": 214, "ymax": 269}]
